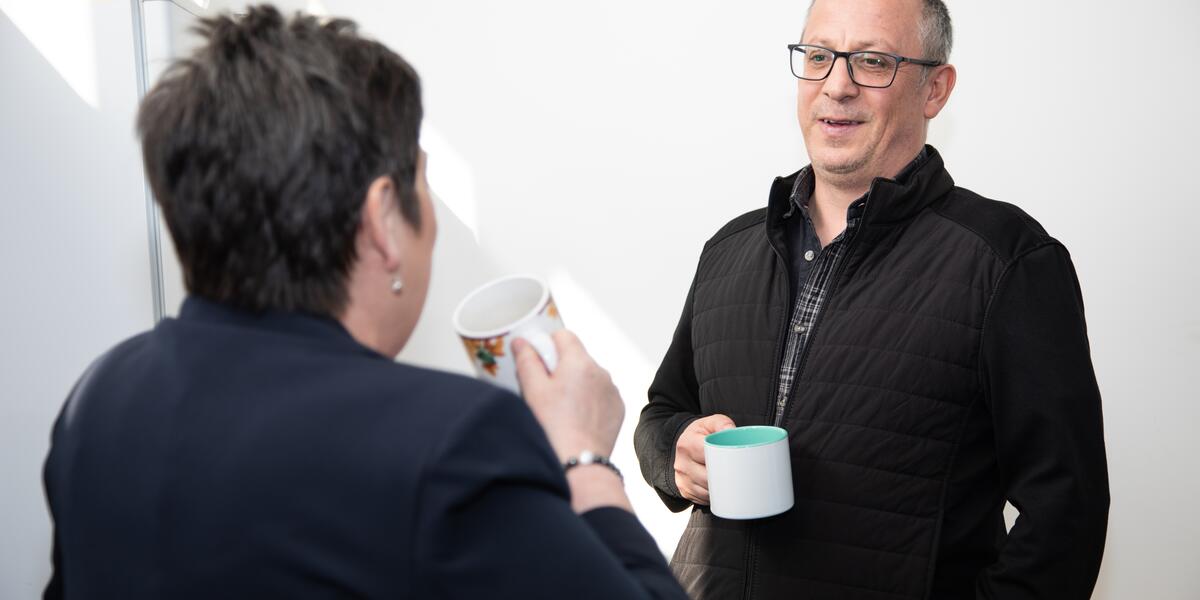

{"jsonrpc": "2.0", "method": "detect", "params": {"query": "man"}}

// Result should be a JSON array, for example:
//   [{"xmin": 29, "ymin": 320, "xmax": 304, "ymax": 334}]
[{"xmin": 634, "ymin": 0, "xmax": 1110, "ymax": 598}]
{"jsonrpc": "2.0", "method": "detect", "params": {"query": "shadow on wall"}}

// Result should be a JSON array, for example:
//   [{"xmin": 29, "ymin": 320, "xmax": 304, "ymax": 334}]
[
  {"xmin": 396, "ymin": 187, "xmax": 503, "ymax": 376},
  {"xmin": 0, "ymin": 3, "xmax": 159, "ymax": 597}
]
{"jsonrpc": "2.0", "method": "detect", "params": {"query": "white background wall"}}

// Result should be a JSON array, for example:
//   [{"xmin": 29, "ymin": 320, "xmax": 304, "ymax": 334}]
[
  {"xmin": 1, "ymin": 1, "xmax": 154, "ymax": 597},
  {"xmin": 2, "ymin": 1, "xmax": 1198, "ymax": 598}
]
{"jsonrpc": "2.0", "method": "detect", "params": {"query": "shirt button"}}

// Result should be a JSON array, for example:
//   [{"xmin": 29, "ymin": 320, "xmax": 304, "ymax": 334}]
[
  {"xmin": 794, "ymin": 325, "xmax": 806, "ymax": 333},
  {"xmin": 804, "ymin": 250, "xmax": 815, "ymax": 261}
]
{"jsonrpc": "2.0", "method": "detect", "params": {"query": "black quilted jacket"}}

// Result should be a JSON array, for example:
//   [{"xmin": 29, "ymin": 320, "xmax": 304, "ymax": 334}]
[{"xmin": 634, "ymin": 147, "xmax": 1109, "ymax": 600}]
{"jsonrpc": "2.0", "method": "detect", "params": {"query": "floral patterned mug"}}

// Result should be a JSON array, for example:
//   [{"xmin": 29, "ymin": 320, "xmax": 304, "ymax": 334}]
[{"xmin": 452, "ymin": 275, "xmax": 563, "ymax": 394}]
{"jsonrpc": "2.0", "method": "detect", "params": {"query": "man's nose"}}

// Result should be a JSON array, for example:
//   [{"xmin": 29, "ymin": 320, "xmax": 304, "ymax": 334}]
[{"xmin": 822, "ymin": 56, "xmax": 860, "ymax": 101}]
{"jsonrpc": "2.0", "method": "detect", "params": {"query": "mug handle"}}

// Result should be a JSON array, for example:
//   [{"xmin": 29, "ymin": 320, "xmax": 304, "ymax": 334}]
[{"xmin": 514, "ymin": 326, "xmax": 558, "ymax": 373}]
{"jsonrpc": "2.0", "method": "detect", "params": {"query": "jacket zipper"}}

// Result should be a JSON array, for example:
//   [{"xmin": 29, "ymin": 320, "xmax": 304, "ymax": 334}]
[
  {"xmin": 765, "ymin": 205, "xmax": 794, "ymax": 426},
  {"xmin": 741, "ymin": 521, "xmax": 758, "ymax": 600},
  {"xmin": 751, "ymin": 193, "xmax": 791, "ymax": 600},
  {"xmin": 772, "ymin": 223, "xmax": 863, "ymax": 429}
]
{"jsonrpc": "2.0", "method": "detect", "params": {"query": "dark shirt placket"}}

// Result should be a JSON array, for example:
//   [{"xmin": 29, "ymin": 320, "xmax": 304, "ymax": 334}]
[
  {"xmin": 773, "ymin": 150, "xmax": 927, "ymax": 427},
  {"xmin": 773, "ymin": 201, "xmax": 859, "ymax": 426}
]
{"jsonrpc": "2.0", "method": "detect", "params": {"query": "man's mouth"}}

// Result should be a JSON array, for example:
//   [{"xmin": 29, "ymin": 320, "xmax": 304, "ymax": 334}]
[
  {"xmin": 820, "ymin": 118, "xmax": 863, "ymax": 127},
  {"xmin": 817, "ymin": 117, "xmax": 865, "ymax": 136}
]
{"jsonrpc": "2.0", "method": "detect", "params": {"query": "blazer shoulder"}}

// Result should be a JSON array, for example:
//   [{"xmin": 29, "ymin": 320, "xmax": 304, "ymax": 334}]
[
  {"xmin": 316, "ymin": 358, "xmax": 554, "ymax": 479},
  {"xmin": 930, "ymin": 187, "xmax": 1060, "ymax": 264},
  {"xmin": 364, "ymin": 360, "xmax": 525, "ymax": 418},
  {"xmin": 703, "ymin": 207, "xmax": 767, "ymax": 253},
  {"xmin": 406, "ymin": 365, "xmax": 565, "ymax": 501}
]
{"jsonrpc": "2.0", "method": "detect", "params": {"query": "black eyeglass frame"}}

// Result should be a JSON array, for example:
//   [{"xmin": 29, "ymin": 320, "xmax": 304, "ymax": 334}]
[{"xmin": 787, "ymin": 43, "xmax": 943, "ymax": 89}]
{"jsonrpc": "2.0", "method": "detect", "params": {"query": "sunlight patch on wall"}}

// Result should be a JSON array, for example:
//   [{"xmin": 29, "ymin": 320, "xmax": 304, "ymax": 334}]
[
  {"xmin": 1, "ymin": 0, "xmax": 98, "ymax": 108},
  {"xmin": 422, "ymin": 122, "xmax": 479, "ymax": 242},
  {"xmin": 547, "ymin": 269, "xmax": 688, "ymax": 555}
]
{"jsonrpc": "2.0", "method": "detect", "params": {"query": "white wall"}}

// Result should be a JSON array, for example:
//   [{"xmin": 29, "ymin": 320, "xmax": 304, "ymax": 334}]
[
  {"xmin": 0, "ymin": 0, "xmax": 154, "ymax": 596},
  {"xmin": 2, "ymin": 1, "xmax": 1197, "ymax": 598}
]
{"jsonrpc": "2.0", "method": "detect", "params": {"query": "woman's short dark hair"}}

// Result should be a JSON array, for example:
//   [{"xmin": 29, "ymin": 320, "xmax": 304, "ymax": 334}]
[{"xmin": 137, "ymin": 4, "xmax": 423, "ymax": 315}]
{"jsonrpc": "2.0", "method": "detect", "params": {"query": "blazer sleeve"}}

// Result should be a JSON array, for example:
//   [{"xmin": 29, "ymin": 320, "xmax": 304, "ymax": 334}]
[
  {"xmin": 413, "ymin": 389, "xmax": 687, "ymax": 600},
  {"xmin": 42, "ymin": 386, "xmax": 75, "ymax": 600},
  {"xmin": 634, "ymin": 273, "xmax": 703, "ymax": 513},
  {"xmin": 976, "ymin": 243, "xmax": 1110, "ymax": 599},
  {"xmin": 43, "ymin": 427, "xmax": 64, "ymax": 600}
]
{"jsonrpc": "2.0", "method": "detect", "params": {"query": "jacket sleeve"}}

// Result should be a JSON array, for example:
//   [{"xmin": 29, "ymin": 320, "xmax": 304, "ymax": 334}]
[
  {"xmin": 413, "ymin": 389, "xmax": 687, "ymax": 600},
  {"xmin": 634, "ymin": 274, "xmax": 703, "ymax": 513},
  {"xmin": 976, "ymin": 243, "xmax": 1110, "ymax": 599}
]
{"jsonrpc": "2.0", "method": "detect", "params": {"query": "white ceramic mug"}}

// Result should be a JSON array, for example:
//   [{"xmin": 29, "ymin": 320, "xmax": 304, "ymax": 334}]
[
  {"xmin": 451, "ymin": 275, "xmax": 563, "ymax": 394},
  {"xmin": 704, "ymin": 425, "xmax": 794, "ymax": 520}
]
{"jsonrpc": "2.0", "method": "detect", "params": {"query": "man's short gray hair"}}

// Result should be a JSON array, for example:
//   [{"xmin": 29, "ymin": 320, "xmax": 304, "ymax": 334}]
[
  {"xmin": 918, "ymin": 0, "xmax": 953, "ymax": 64},
  {"xmin": 804, "ymin": 0, "xmax": 953, "ymax": 63}
]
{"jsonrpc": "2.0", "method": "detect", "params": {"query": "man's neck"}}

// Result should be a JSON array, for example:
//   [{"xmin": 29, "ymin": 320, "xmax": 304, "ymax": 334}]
[
  {"xmin": 806, "ymin": 147, "xmax": 929, "ymax": 247},
  {"xmin": 809, "ymin": 176, "xmax": 869, "ymax": 248}
]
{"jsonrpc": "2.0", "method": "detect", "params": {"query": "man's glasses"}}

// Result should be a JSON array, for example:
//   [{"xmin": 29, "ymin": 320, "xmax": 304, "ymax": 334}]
[{"xmin": 788, "ymin": 44, "xmax": 942, "ymax": 89}]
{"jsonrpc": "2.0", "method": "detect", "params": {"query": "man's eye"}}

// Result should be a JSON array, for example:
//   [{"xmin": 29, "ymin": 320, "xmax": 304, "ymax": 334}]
[{"xmin": 853, "ymin": 54, "xmax": 894, "ymax": 72}]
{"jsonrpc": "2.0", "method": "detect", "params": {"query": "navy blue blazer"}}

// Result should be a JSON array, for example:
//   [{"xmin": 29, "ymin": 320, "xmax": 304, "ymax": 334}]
[{"xmin": 44, "ymin": 297, "xmax": 685, "ymax": 599}]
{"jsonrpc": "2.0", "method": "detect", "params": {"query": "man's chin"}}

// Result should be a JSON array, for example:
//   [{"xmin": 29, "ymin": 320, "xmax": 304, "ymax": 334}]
[{"xmin": 812, "ymin": 153, "xmax": 869, "ymax": 177}]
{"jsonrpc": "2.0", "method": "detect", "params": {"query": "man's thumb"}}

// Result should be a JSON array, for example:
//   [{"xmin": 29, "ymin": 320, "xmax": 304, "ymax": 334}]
[{"xmin": 705, "ymin": 414, "xmax": 736, "ymax": 432}]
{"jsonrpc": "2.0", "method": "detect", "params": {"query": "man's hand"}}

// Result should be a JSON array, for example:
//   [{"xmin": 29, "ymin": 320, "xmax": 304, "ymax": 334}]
[
  {"xmin": 514, "ymin": 330, "xmax": 623, "ymax": 463},
  {"xmin": 674, "ymin": 414, "xmax": 736, "ymax": 505}
]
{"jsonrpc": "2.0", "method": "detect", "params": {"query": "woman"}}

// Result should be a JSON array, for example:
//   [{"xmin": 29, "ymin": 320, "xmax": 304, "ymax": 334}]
[{"xmin": 42, "ymin": 6, "xmax": 685, "ymax": 599}]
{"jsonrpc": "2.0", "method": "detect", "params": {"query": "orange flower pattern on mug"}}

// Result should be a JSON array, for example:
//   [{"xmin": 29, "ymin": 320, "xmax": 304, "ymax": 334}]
[
  {"xmin": 463, "ymin": 336, "xmax": 505, "ymax": 377},
  {"xmin": 543, "ymin": 300, "xmax": 559, "ymax": 320}
]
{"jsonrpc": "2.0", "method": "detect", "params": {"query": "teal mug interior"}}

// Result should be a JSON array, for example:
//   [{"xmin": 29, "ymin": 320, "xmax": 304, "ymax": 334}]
[{"xmin": 705, "ymin": 425, "xmax": 788, "ymax": 448}]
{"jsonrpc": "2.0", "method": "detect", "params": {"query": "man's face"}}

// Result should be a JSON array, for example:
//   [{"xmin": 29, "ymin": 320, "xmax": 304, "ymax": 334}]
[{"xmin": 798, "ymin": 0, "xmax": 936, "ymax": 183}]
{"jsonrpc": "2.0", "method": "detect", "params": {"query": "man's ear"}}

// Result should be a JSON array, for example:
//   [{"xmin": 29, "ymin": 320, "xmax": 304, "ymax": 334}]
[
  {"xmin": 361, "ymin": 175, "xmax": 402, "ymax": 272},
  {"xmin": 924, "ymin": 63, "xmax": 957, "ymax": 119}
]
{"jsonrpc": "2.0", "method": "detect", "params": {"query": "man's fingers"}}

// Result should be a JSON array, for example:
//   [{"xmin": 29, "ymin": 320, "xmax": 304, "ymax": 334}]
[
  {"xmin": 682, "ymin": 422, "xmax": 714, "ymax": 458},
  {"xmin": 680, "ymin": 438, "xmax": 707, "ymax": 464},
  {"xmin": 681, "ymin": 481, "xmax": 710, "ymax": 505},
  {"xmin": 676, "ymin": 415, "xmax": 729, "ymax": 506},
  {"xmin": 676, "ymin": 462, "xmax": 708, "ymax": 491}
]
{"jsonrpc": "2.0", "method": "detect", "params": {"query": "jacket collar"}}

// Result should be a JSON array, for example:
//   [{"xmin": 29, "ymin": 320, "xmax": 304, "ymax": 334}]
[{"xmin": 767, "ymin": 145, "xmax": 955, "ymax": 234}]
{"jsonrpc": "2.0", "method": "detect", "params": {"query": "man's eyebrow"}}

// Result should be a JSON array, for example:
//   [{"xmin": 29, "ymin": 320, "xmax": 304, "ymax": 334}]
[{"xmin": 802, "ymin": 37, "xmax": 896, "ymax": 53}]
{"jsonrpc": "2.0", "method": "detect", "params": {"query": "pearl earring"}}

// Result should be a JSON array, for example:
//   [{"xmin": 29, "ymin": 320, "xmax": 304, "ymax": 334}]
[{"xmin": 391, "ymin": 275, "xmax": 404, "ymax": 294}]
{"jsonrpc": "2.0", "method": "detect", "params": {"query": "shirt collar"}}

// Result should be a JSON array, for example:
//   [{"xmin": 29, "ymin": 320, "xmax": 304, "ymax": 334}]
[{"xmin": 784, "ymin": 146, "xmax": 930, "ymax": 221}]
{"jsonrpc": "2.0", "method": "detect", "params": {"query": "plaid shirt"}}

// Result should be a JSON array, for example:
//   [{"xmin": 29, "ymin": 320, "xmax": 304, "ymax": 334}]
[{"xmin": 772, "ymin": 150, "xmax": 927, "ymax": 426}]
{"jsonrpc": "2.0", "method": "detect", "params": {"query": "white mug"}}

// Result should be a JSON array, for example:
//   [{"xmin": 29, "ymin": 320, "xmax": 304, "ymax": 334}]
[
  {"xmin": 451, "ymin": 275, "xmax": 563, "ymax": 394},
  {"xmin": 704, "ymin": 425, "xmax": 794, "ymax": 520}
]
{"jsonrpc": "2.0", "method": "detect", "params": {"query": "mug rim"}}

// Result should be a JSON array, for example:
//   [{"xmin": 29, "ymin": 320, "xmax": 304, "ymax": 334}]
[
  {"xmin": 452, "ymin": 274, "xmax": 550, "ymax": 339},
  {"xmin": 705, "ymin": 425, "xmax": 788, "ymax": 449}
]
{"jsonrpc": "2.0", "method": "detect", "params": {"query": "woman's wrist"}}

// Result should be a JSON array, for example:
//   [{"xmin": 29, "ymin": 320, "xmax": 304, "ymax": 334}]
[
  {"xmin": 564, "ymin": 459, "xmax": 632, "ymax": 514},
  {"xmin": 563, "ymin": 451, "xmax": 622, "ymax": 481},
  {"xmin": 553, "ymin": 434, "xmax": 616, "ymax": 465}
]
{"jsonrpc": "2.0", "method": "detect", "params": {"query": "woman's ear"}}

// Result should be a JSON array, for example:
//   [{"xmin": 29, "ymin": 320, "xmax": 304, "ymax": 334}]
[{"xmin": 361, "ymin": 175, "xmax": 403, "ymax": 272}]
